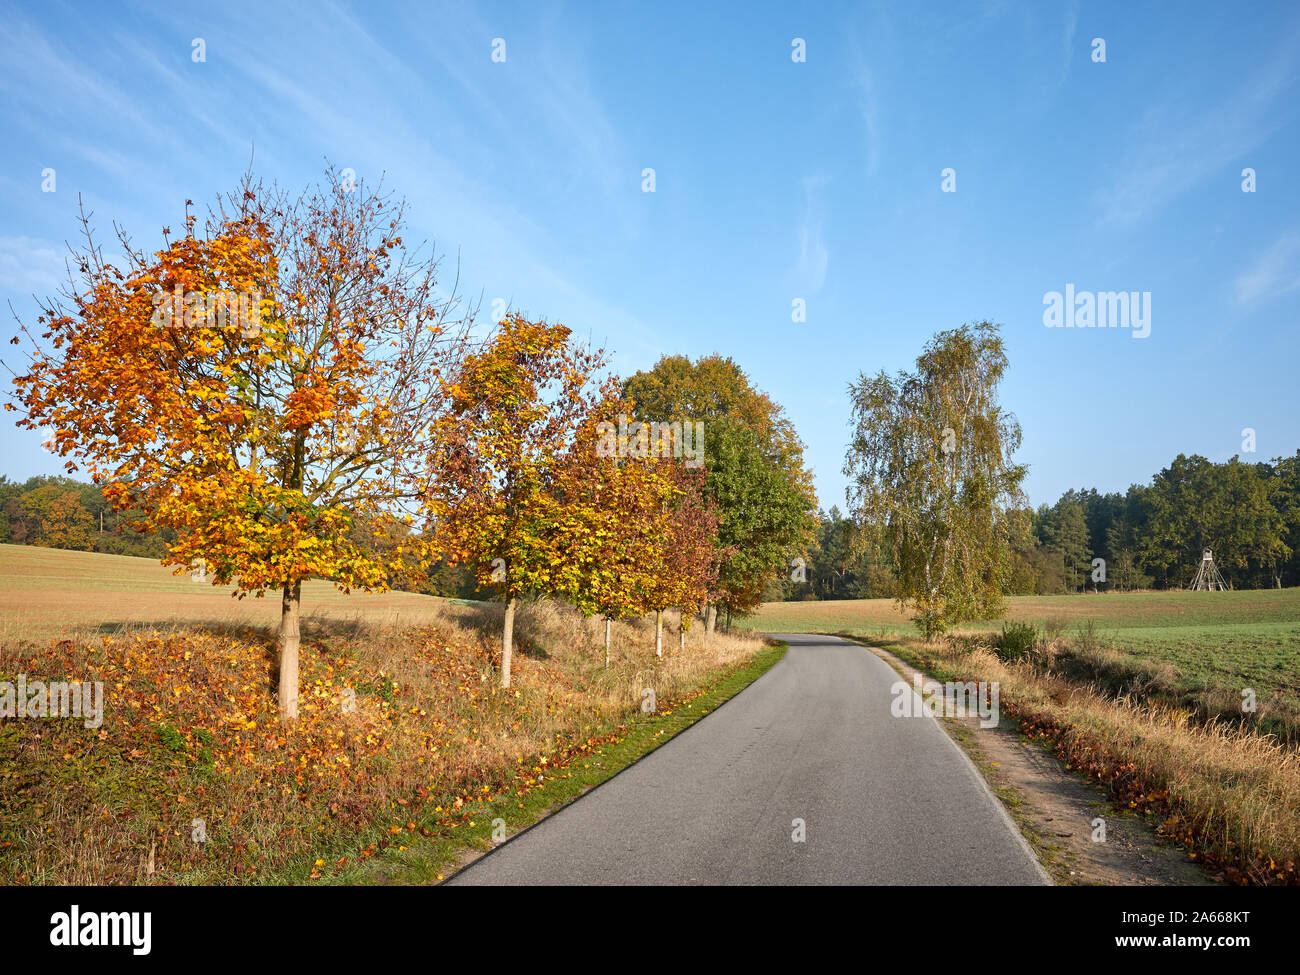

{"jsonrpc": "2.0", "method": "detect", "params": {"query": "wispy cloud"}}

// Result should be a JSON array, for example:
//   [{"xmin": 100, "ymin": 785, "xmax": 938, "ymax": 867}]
[
  {"xmin": 1094, "ymin": 30, "xmax": 1300, "ymax": 226},
  {"xmin": 847, "ymin": 43, "xmax": 881, "ymax": 178},
  {"xmin": 0, "ymin": 17, "xmax": 149, "ymax": 132},
  {"xmin": 1235, "ymin": 233, "xmax": 1300, "ymax": 303},
  {"xmin": 795, "ymin": 176, "xmax": 829, "ymax": 294},
  {"xmin": 0, "ymin": 236, "xmax": 67, "ymax": 299}
]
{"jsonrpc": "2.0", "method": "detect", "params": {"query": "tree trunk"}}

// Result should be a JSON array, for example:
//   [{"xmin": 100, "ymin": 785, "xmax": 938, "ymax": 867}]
[
  {"xmin": 705, "ymin": 605, "xmax": 716, "ymax": 635},
  {"xmin": 502, "ymin": 596, "xmax": 517, "ymax": 688},
  {"xmin": 278, "ymin": 580, "xmax": 302, "ymax": 722},
  {"xmin": 604, "ymin": 617, "xmax": 611, "ymax": 668},
  {"xmin": 655, "ymin": 610, "xmax": 663, "ymax": 657},
  {"xmin": 679, "ymin": 616, "xmax": 685, "ymax": 651}
]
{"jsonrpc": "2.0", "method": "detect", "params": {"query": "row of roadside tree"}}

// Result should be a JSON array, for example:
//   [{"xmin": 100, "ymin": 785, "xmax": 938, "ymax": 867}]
[{"xmin": 4, "ymin": 168, "xmax": 817, "ymax": 720}]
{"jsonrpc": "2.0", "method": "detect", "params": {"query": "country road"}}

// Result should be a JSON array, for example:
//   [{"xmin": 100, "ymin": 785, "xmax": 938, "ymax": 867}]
[{"xmin": 448, "ymin": 634, "xmax": 1050, "ymax": 885}]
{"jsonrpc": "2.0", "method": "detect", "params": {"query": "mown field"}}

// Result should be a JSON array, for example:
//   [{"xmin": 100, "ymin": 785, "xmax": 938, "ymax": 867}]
[
  {"xmin": 746, "ymin": 589, "xmax": 1300, "ymax": 703},
  {"xmin": 0, "ymin": 544, "xmax": 458, "ymax": 643}
]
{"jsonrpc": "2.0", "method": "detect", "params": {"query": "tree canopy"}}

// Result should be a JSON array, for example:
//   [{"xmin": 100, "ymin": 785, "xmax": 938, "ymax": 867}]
[{"xmin": 622, "ymin": 354, "xmax": 817, "ymax": 621}]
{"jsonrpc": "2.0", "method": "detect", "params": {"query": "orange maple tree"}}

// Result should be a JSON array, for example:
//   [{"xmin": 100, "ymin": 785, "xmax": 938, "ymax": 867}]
[
  {"xmin": 8, "ymin": 170, "xmax": 473, "ymax": 720},
  {"xmin": 649, "ymin": 464, "xmax": 724, "ymax": 654},
  {"xmin": 428, "ymin": 313, "xmax": 615, "ymax": 687}
]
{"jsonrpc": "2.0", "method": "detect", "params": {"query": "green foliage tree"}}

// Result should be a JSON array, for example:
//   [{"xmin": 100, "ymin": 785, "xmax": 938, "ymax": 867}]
[
  {"xmin": 705, "ymin": 417, "xmax": 812, "ymax": 622},
  {"xmin": 1039, "ymin": 496, "xmax": 1091, "ymax": 592},
  {"xmin": 1273, "ymin": 451, "xmax": 1300, "ymax": 588},
  {"xmin": 622, "ymin": 354, "xmax": 816, "ymax": 627},
  {"xmin": 807, "ymin": 506, "xmax": 855, "ymax": 599},
  {"xmin": 1003, "ymin": 507, "xmax": 1040, "ymax": 595},
  {"xmin": 1138, "ymin": 454, "xmax": 1288, "ymax": 589},
  {"xmin": 766, "ymin": 506, "xmax": 896, "ymax": 601}
]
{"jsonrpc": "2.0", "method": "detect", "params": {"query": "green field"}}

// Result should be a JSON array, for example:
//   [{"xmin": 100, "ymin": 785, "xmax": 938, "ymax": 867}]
[{"xmin": 745, "ymin": 589, "xmax": 1300, "ymax": 701}]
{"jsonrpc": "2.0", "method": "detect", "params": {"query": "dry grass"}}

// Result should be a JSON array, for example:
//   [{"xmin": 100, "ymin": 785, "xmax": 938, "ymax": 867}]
[
  {"xmin": 0, "ymin": 584, "xmax": 762, "ymax": 884},
  {"xmin": 1042, "ymin": 639, "xmax": 1300, "ymax": 745},
  {"xmin": 888, "ymin": 635, "xmax": 1300, "ymax": 884},
  {"xmin": 0, "ymin": 543, "xmax": 457, "ymax": 642}
]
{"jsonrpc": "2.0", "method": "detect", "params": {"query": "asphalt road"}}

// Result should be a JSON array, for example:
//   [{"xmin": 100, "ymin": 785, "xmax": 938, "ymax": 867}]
[{"xmin": 449, "ymin": 633, "xmax": 1050, "ymax": 885}]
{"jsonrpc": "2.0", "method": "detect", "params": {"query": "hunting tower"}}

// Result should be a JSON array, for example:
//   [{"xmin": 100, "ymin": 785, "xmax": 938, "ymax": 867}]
[{"xmin": 1190, "ymin": 548, "xmax": 1228, "ymax": 591}]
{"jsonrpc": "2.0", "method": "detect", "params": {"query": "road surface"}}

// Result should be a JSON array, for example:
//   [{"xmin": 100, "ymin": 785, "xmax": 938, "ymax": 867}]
[{"xmin": 449, "ymin": 633, "xmax": 1050, "ymax": 885}]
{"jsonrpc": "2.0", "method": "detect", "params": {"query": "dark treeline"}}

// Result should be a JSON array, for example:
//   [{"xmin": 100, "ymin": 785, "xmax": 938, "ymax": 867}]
[
  {"xmin": 772, "ymin": 451, "xmax": 1300, "ymax": 599},
  {"xmin": 11, "ymin": 448, "xmax": 1300, "ymax": 598}
]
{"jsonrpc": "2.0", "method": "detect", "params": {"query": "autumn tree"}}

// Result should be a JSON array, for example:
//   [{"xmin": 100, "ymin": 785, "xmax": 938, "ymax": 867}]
[
  {"xmin": 844, "ymin": 321, "xmax": 1026, "ymax": 640},
  {"xmin": 564, "ymin": 413, "xmax": 722, "ymax": 658},
  {"xmin": 428, "ymin": 313, "xmax": 614, "ymax": 687},
  {"xmin": 8, "ymin": 170, "xmax": 472, "ymax": 720},
  {"xmin": 557, "ymin": 404, "xmax": 677, "ymax": 665},
  {"xmin": 573, "ymin": 410, "xmax": 725, "ymax": 657},
  {"xmin": 650, "ymin": 465, "xmax": 723, "ymax": 653},
  {"xmin": 20, "ymin": 484, "xmax": 96, "ymax": 550},
  {"xmin": 621, "ymin": 354, "xmax": 809, "ymax": 477}
]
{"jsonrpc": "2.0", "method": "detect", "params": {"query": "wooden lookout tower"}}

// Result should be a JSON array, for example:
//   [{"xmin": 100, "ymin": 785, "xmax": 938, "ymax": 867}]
[{"xmin": 1190, "ymin": 547, "xmax": 1228, "ymax": 591}]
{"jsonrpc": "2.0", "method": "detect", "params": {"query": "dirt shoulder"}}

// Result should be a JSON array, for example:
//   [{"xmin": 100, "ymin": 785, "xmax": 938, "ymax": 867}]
[{"xmin": 862, "ymin": 640, "xmax": 1216, "ymax": 887}]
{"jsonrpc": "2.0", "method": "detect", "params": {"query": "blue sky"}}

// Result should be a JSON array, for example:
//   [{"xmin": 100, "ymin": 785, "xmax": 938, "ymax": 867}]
[{"xmin": 1, "ymin": 0, "xmax": 1298, "ymax": 509}]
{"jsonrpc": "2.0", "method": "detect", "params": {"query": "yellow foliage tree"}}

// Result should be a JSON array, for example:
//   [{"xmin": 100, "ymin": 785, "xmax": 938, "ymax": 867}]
[{"xmin": 9, "ymin": 171, "xmax": 473, "ymax": 719}]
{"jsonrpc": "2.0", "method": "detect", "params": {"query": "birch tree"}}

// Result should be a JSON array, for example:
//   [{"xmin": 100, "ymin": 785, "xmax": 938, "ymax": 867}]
[{"xmin": 844, "ymin": 321, "xmax": 1025, "ymax": 639}]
